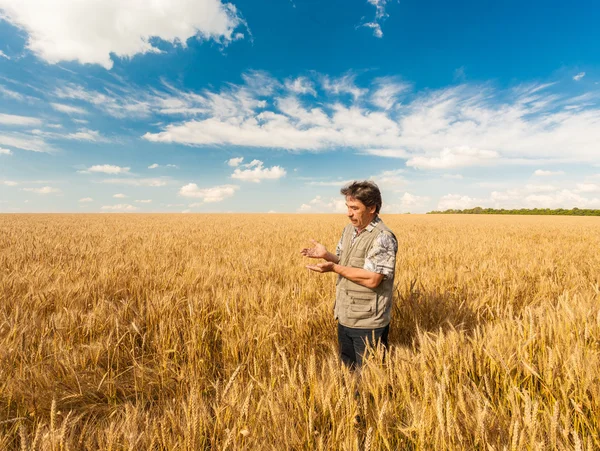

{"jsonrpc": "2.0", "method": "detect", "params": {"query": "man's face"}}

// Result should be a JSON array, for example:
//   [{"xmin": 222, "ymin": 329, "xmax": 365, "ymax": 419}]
[{"xmin": 345, "ymin": 196, "xmax": 376, "ymax": 230}]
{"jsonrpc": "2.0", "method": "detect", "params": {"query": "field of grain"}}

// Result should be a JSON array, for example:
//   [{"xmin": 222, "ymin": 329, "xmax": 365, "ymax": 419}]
[{"xmin": 1, "ymin": 213, "xmax": 599, "ymax": 450}]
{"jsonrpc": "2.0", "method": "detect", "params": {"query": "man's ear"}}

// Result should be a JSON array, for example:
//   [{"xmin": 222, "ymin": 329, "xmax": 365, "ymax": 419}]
[{"xmin": 369, "ymin": 205, "xmax": 377, "ymax": 214}]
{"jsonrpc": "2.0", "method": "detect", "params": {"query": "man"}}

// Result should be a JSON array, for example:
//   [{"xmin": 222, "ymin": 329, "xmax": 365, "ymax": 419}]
[{"xmin": 301, "ymin": 180, "xmax": 398, "ymax": 369}]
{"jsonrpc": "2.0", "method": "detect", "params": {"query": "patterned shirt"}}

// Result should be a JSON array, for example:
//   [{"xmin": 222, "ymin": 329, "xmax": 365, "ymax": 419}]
[{"xmin": 335, "ymin": 216, "xmax": 398, "ymax": 278}]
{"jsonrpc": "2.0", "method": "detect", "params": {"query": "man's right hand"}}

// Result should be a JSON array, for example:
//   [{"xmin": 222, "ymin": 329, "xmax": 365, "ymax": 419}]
[{"xmin": 300, "ymin": 239, "xmax": 328, "ymax": 259}]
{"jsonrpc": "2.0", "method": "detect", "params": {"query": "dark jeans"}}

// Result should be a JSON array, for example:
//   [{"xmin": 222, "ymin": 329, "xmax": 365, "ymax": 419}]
[{"xmin": 337, "ymin": 322, "xmax": 389, "ymax": 369}]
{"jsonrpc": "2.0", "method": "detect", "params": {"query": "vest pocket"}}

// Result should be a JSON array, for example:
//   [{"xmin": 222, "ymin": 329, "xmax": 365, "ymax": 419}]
[{"xmin": 346, "ymin": 291, "xmax": 377, "ymax": 319}]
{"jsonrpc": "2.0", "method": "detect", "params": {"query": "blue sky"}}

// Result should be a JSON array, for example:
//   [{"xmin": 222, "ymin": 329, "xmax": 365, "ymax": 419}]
[{"xmin": 1, "ymin": 0, "xmax": 599, "ymax": 213}]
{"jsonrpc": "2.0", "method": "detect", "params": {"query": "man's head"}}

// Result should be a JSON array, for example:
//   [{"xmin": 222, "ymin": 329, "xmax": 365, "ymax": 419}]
[{"xmin": 340, "ymin": 180, "xmax": 382, "ymax": 230}]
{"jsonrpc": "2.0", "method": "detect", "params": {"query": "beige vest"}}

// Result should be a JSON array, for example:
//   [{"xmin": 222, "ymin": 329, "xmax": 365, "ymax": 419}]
[{"xmin": 334, "ymin": 219, "xmax": 395, "ymax": 329}]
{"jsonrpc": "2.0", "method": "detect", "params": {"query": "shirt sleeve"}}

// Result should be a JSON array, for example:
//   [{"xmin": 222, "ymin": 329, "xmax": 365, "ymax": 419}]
[{"xmin": 363, "ymin": 232, "xmax": 398, "ymax": 278}]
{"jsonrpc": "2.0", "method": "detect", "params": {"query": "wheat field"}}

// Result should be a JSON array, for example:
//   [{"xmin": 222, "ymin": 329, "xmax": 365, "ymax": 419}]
[{"xmin": 0, "ymin": 213, "xmax": 599, "ymax": 450}]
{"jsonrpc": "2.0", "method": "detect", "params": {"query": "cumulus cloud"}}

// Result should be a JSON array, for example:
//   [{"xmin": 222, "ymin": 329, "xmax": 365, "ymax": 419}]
[
  {"xmin": 22, "ymin": 186, "xmax": 60, "ymax": 194},
  {"xmin": 231, "ymin": 159, "xmax": 286, "ymax": 182},
  {"xmin": 437, "ymin": 194, "xmax": 484, "ymax": 210},
  {"xmin": 227, "ymin": 157, "xmax": 244, "ymax": 167},
  {"xmin": 321, "ymin": 73, "xmax": 366, "ymax": 100},
  {"xmin": 0, "ymin": 0, "xmax": 246, "ymax": 69},
  {"xmin": 383, "ymin": 192, "xmax": 430, "ymax": 213},
  {"xmin": 135, "ymin": 199, "xmax": 152, "ymax": 203},
  {"xmin": 148, "ymin": 163, "xmax": 159, "ymax": 169},
  {"xmin": 0, "ymin": 113, "xmax": 41, "ymax": 126},
  {"xmin": 178, "ymin": 183, "xmax": 239, "ymax": 202},
  {"xmin": 534, "ymin": 169, "xmax": 564, "ymax": 176},
  {"xmin": 51, "ymin": 103, "xmax": 88, "ymax": 115},
  {"xmin": 79, "ymin": 164, "xmax": 131, "ymax": 175},
  {"xmin": 407, "ymin": 146, "xmax": 499, "ymax": 169},
  {"xmin": 101, "ymin": 204, "xmax": 138, "ymax": 211},
  {"xmin": 573, "ymin": 72, "xmax": 586, "ymax": 81},
  {"xmin": 0, "ymin": 147, "xmax": 12, "ymax": 155},
  {"xmin": 78, "ymin": 197, "xmax": 93, "ymax": 202},
  {"xmin": 2, "ymin": 180, "xmax": 18, "ymax": 186},
  {"xmin": 297, "ymin": 195, "xmax": 346, "ymax": 213},
  {"xmin": 575, "ymin": 183, "xmax": 600, "ymax": 193},
  {"xmin": 113, "ymin": 193, "xmax": 127, "ymax": 198}
]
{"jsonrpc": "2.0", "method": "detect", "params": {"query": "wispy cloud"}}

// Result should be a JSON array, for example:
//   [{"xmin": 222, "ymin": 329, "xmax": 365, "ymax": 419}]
[
  {"xmin": 51, "ymin": 103, "xmax": 88, "ymax": 115},
  {"xmin": 22, "ymin": 186, "xmax": 61, "ymax": 194},
  {"xmin": 101, "ymin": 204, "xmax": 138, "ymax": 211},
  {"xmin": 0, "ymin": 113, "xmax": 41, "ymax": 126},
  {"xmin": 0, "ymin": 147, "xmax": 12, "ymax": 155},
  {"xmin": 100, "ymin": 178, "xmax": 170, "ymax": 187},
  {"xmin": 148, "ymin": 163, "xmax": 179, "ymax": 169},
  {"xmin": 573, "ymin": 72, "xmax": 586, "ymax": 81},
  {"xmin": 0, "ymin": 50, "xmax": 9, "ymax": 59},
  {"xmin": 534, "ymin": 169, "xmax": 564, "ymax": 176},
  {"xmin": 78, "ymin": 197, "xmax": 93, "ymax": 202},
  {"xmin": 362, "ymin": 0, "xmax": 390, "ymax": 38}
]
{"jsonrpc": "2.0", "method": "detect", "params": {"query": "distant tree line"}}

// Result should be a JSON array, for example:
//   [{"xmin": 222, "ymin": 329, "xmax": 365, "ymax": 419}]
[{"xmin": 427, "ymin": 207, "xmax": 600, "ymax": 216}]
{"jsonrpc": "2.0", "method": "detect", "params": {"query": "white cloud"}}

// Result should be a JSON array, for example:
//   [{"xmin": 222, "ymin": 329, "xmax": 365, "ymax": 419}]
[
  {"xmin": 135, "ymin": 199, "xmax": 152, "ymax": 203},
  {"xmin": 407, "ymin": 146, "xmax": 499, "ymax": 169},
  {"xmin": 370, "ymin": 78, "xmax": 409, "ymax": 110},
  {"xmin": 51, "ymin": 103, "xmax": 88, "ymax": 115},
  {"xmin": 0, "ymin": 85, "xmax": 24, "ymax": 101},
  {"xmin": 383, "ymin": 192, "xmax": 430, "ymax": 213},
  {"xmin": 370, "ymin": 169, "xmax": 406, "ymax": 191},
  {"xmin": 575, "ymin": 183, "xmax": 600, "ymax": 193},
  {"xmin": 0, "ymin": 113, "xmax": 41, "ymax": 126},
  {"xmin": 442, "ymin": 174, "xmax": 463, "ymax": 179},
  {"xmin": 101, "ymin": 178, "xmax": 169, "ymax": 187},
  {"xmin": 101, "ymin": 204, "xmax": 138, "ymax": 211},
  {"xmin": 80, "ymin": 164, "xmax": 130, "ymax": 175},
  {"xmin": 22, "ymin": 186, "xmax": 60, "ymax": 194},
  {"xmin": 534, "ymin": 169, "xmax": 564, "ymax": 176},
  {"xmin": 306, "ymin": 179, "xmax": 353, "ymax": 187},
  {"xmin": 362, "ymin": 0, "xmax": 390, "ymax": 38},
  {"xmin": 437, "ymin": 194, "xmax": 484, "ymax": 210},
  {"xmin": 573, "ymin": 72, "xmax": 586, "ymax": 81},
  {"xmin": 148, "ymin": 163, "xmax": 178, "ymax": 169},
  {"xmin": 78, "ymin": 197, "xmax": 93, "ymax": 202},
  {"xmin": 2, "ymin": 180, "xmax": 18, "ymax": 186},
  {"xmin": 297, "ymin": 195, "xmax": 346, "ymax": 213},
  {"xmin": 227, "ymin": 157, "xmax": 244, "ymax": 167},
  {"xmin": 524, "ymin": 184, "xmax": 557, "ymax": 193},
  {"xmin": 0, "ymin": 147, "xmax": 12, "ymax": 155},
  {"xmin": 135, "ymin": 74, "xmax": 600, "ymax": 167},
  {"xmin": 65, "ymin": 129, "xmax": 104, "ymax": 142},
  {"xmin": 113, "ymin": 193, "xmax": 127, "ymax": 198},
  {"xmin": 285, "ymin": 77, "xmax": 316, "ymax": 96},
  {"xmin": 231, "ymin": 159, "xmax": 286, "ymax": 182},
  {"xmin": 0, "ymin": 50, "xmax": 9, "ymax": 59},
  {"xmin": 0, "ymin": 0, "xmax": 245, "ymax": 69},
  {"xmin": 321, "ymin": 74, "xmax": 366, "ymax": 99},
  {"xmin": 178, "ymin": 183, "xmax": 239, "ymax": 202}
]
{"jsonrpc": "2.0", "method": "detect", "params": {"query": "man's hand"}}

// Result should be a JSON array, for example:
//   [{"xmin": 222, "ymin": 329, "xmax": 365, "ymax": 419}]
[
  {"xmin": 306, "ymin": 262, "xmax": 335, "ymax": 273},
  {"xmin": 300, "ymin": 239, "xmax": 328, "ymax": 259}
]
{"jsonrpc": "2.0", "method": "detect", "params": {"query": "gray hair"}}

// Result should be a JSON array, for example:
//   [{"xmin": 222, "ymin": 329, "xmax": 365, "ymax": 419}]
[{"xmin": 340, "ymin": 180, "xmax": 382, "ymax": 214}]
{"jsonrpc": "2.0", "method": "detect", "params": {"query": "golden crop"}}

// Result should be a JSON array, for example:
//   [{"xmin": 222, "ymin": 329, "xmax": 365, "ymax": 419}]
[{"xmin": 1, "ymin": 213, "xmax": 599, "ymax": 450}]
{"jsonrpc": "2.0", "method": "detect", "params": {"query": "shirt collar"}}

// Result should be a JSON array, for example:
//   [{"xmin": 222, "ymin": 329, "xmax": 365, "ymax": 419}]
[{"xmin": 355, "ymin": 215, "xmax": 380, "ymax": 234}]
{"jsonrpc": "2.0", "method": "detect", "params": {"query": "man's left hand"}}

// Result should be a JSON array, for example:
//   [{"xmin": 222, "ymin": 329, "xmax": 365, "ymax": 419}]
[{"xmin": 306, "ymin": 262, "xmax": 335, "ymax": 273}]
